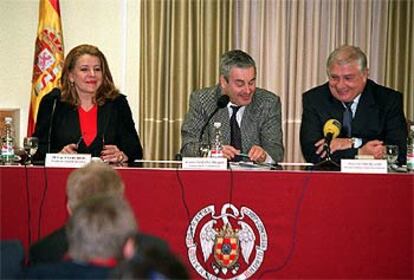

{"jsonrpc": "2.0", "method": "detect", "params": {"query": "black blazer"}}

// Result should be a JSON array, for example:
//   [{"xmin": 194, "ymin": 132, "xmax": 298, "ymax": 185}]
[
  {"xmin": 33, "ymin": 88, "xmax": 143, "ymax": 163},
  {"xmin": 300, "ymin": 79, "xmax": 407, "ymax": 164},
  {"xmin": 29, "ymin": 226, "xmax": 170, "ymax": 265}
]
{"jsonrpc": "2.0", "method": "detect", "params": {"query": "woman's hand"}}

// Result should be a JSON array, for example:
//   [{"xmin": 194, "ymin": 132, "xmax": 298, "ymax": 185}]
[
  {"xmin": 101, "ymin": 145, "xmax": 128, "ymax": 163},
  {"xmin": 60, "ymin": 143, "xmax": 78, "ymax": 154}
]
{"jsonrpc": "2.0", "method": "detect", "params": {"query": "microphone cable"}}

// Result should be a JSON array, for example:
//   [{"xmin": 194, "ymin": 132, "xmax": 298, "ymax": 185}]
[
  {"xmin": 227, "ymin": 162, "xmax": 235, "ymax": 208},
  {"xmin": 47, "ymin": 97, "xmax": 58, "ymax": 153},
  {"xmin": 257, "ymin": 169, "xmax": 314, "ymax": 279},
  {"xmin": 174, "ymin": 167, "xmax": 195, "ymax": 244},
  {"xmin": 24, "ymin": 165, "xmax": 32, "ymax": 249},
  {"xmin": 37, "ymin": 165, "xmax": 50, "ymax": 240}
]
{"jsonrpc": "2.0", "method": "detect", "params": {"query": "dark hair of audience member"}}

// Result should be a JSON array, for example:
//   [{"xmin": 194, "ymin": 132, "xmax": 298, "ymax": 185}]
[{"xmin": 112, "ymin": 241, "xmax": 189, "ymax": 279}]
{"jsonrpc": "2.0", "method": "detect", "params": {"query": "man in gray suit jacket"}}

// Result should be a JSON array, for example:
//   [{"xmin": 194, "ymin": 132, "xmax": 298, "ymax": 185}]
[{"xmin": 181, "ymin": 50, "xmax": 284, "ymax": 163}]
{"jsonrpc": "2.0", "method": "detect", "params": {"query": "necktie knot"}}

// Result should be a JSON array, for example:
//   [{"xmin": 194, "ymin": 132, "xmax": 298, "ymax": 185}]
[
  {"xmin": 231, "ymin": 105, "xmax": 241, "ymax": 115},
  {"xmin": 344, "ymin": 102, "xmax": 353, "ymax": 110}
]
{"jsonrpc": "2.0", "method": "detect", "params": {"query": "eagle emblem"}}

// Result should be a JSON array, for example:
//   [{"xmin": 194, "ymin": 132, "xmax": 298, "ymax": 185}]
[{"xmin": 186, "ymin": 203, "xmax": 267, "ymax": 279}]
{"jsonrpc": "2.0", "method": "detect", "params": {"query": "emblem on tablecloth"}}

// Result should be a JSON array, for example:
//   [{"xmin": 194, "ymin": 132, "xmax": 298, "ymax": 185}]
[{"xmin": 186, "ymin": 203, "xmax": 268, "ymax": 279}]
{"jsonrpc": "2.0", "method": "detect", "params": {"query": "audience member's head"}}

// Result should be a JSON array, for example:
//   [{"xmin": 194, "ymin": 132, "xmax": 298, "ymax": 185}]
[
  {"xmin": 67, "ymin": 195, "xmax": 137, "ymax": 263},
  {"xmin": 66, "ymin": 161, "xmax": 125, "ymax": 213},
  {"xmin": 112, "ymin": 236, "xmax": 189, "ymax": 279}
]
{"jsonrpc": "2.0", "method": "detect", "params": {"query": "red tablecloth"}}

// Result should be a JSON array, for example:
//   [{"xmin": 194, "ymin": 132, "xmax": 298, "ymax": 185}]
[{"xmin": 1, "ymin": 166, "xmax": 413, "ymax": 279}]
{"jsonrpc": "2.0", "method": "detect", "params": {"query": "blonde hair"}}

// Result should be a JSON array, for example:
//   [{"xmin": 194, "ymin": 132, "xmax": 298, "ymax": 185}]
[
  {"xmin": 66, "ymin": 161, "xmax": 124, "ymax": 210},
  {"xmin": 60, "ymin": 44, "xmax": 120, "ymax": 106}
]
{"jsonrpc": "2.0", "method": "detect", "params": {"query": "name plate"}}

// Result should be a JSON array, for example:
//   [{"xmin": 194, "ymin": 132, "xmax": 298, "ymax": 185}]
[
  {"xmin": 182, "ymin": 157, "xmax": 227, "ymax": 170},
  {"xmin": 45, "ymin": 153, "xmax": 92, "ymax": 168},
  {"xmin": 341, "ymin": 159, "xmax": 387, "ymax": 174}
]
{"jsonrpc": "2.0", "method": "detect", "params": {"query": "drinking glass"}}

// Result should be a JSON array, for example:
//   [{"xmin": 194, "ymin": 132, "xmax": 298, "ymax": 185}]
[
  {"xmin": 384, "ymin": 145, "xmax": 399, "ymax": 171},
  {"xmin": 23, "ymin": 137, "xmax": 39, "ymax": 165}
]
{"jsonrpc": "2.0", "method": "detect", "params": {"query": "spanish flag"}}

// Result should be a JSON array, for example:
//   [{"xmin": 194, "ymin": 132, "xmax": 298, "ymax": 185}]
[{"xmin": 28, "ymin": 0, "xmax": 64, "ymax": 136}]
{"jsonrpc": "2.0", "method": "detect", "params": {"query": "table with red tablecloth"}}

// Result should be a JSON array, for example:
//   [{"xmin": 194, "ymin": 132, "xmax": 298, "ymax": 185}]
[{"xmin": 1, "ymin": 166, "xmax": 412, "ymax": 278}]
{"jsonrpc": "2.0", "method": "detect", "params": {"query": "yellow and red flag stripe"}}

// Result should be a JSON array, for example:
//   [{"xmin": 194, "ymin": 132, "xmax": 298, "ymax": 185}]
[{"xmin": 27, "ymin": 0, "xmax": 64, "ymax": 136}]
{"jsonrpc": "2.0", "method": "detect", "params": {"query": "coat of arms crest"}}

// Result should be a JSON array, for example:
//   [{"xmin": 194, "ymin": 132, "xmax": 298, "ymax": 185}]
[{"xmin": 186, "ymin": 203, "xmax": 267, "ymax": 279}]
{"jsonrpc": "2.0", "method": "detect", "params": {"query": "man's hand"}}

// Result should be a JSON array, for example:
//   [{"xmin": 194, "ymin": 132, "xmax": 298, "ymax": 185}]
[
  {"xmin": 315, "ymin": 138, "xmax": 352, "ymax": 158},
  {"xmin": 248, "ymin": 145, "xmax": 267, "ymax": 163},
  {"xmin": 221, "ymin": 145, "xmax": 239, "ymax": 160},
  {"xmin": 222, "ymin": 144, "xmax": 267, "ymax": 163},
  {"xmin": 358, "ymin": 140, "xmax": 384, "ymax": 159}
]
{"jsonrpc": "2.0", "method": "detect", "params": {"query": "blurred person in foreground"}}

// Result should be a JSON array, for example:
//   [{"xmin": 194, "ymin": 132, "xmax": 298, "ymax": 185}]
[
  {"xmin": 300, "ymin": 45, "xmax": 407, "ymax": 165},
  {"xmin": 29, "ymin": 162, "xmax": 169, "ymax": 265},
  {"xmin": 181, "ymin": 49, "xmax": 284, "ymax": 163},
  {"xmin": 33, "ymin": 44, "xmax": 143, "ymax": 164},
  {"xmin": 112, "ymin": 233, "xmax": 189, "ymax": 279},
  {"xmin": 26, "ymin": 195, "xmax": 137, "ymax": 279}
]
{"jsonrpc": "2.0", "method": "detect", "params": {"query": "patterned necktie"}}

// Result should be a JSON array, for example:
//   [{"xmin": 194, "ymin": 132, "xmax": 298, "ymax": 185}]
[
  {"xmin": 342, "ymin": 102, "xmax": 353, "ymax": 137},
  {"xmin": 230, "ymin": 106, "xmax": 242, "ymax": 150}
]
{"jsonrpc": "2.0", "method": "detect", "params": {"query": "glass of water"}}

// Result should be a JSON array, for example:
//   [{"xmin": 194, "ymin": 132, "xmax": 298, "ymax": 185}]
[
  {"xmin": 384, "ymin": 144, "xmax": 399, "ymax": 171},
  {"xmin": 23, "ymin": 137, "xmax": 39, "ymax": 165}
]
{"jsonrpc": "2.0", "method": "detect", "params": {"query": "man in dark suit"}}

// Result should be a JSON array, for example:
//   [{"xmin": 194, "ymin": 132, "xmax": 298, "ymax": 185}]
[
  {"xmin": 300, "ymin": 45, "xmax": 407, "ymax": 165},
  {"xmin": 29, "ymin": 162, "xmax": 169, "ymax": 265},
  {"xmin": 181, "ymin": 50, "xmax": 284, "ymax": 163}
]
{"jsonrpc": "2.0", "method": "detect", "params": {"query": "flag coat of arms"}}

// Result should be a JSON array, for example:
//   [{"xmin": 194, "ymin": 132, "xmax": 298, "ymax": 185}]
[{"xmin": 28, "ymin": 0, "xmax": 64, "ymax": 135}]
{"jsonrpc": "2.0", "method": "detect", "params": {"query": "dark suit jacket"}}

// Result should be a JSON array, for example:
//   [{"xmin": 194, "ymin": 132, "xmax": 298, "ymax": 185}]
[
  {"xmin": 29, "ymin": 226, "xmax": 170, "ymax": 266},
  {"xmin": 181, "ymin": 85, "xmax": 284, "ymax": 162},
  {"xmin": 300, "ymin": 79, "xmax": 407, "ymax": 164},
  {"xmin": 33, "ymin": 88, "xmax": 143, "ymax": 163}
]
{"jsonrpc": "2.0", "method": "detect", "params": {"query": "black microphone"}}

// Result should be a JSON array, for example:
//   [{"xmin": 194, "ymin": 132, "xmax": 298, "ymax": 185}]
[
  {"xmin": 198, "ymin": 94, "xmax": 230, "ymax": 144},
  {"xmin": 47, "ymin": 93, "xmax": 59, "ymax": 153}
]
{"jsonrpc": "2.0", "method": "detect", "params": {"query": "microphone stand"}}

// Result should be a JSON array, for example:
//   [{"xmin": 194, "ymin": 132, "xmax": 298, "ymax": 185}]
[
  {"xmin": 178, "ymin": 94, "xmax": 229, "ymax": 159},
  {"xmin": 197, "ymin": 95, "xmax": 230, "ymax": 157},
  {"xmin": 198, "ymin": 108, "xmax": 218, "ymax": 157},
  {"xmin": 314, "ymin": 139, "xmax": 340, "ymax": 171}
]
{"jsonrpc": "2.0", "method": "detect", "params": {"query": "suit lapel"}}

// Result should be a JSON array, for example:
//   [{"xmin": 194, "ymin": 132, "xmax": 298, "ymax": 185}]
[
  {"xmin": 240, "ymin": 104, "xmax": 257, "ymax": 151},
  {"xmin": 352, "ymin": 82, "xmax": 379, "ymax": 136},
  {"xmin": 327, "ymin": 93, "xmax": 344, "ymax": 123},
  {"xmin": 97, "ymin": 101, "xmax": 112, "ymax": 141},
  {"xmin": 64, "ymin": 104, "xmax": 81, "ymax": 139}
]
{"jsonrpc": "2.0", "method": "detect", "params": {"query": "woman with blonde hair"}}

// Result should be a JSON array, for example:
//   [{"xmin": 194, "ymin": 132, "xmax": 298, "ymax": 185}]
[{"xmin": 34, "ymin": 44, "xmax": 142, "ymax": 163}]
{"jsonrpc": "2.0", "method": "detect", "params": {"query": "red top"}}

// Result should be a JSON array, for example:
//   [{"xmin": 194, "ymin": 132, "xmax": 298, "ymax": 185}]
[
  {"xmin": 78, "ymin": 105, "xmax": 97, "ymax": 146},
  {"xmin": 63, "ymin": 253, "xmax": 118, "ymax": 268}
]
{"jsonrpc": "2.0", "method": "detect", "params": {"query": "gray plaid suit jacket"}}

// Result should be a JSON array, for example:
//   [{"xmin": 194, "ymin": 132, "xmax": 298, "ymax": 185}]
[{"xmin": 181, "ymin": 84, "xmax": 284, "ymax": 162}]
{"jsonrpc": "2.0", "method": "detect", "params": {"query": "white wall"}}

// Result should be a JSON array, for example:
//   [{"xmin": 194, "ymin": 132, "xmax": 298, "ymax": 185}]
[{"xmin": 0, "ymin": 0, "xmax": 140, "ymax": 145}]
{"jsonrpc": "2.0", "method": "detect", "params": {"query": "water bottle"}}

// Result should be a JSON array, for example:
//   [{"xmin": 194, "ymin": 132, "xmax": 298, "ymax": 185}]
[
  {"xmin": 210, "ymin": 122, "xmax": 223, "ymax": 158},
  {"xmin": 407, "ymin": 125, "xmax": 414, "ymax": 172},
  {"xmin": 1, "ymin": 117, "xmax": 15, "ymax": 165}
]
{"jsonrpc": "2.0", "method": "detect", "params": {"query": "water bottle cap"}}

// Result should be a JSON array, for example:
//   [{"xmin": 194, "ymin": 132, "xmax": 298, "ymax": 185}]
[{"xmin": 4, "ymin": 117, "xmax": 12, "ymax": 123}]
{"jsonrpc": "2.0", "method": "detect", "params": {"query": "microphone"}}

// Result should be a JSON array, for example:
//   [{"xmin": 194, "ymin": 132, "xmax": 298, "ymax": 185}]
[
  {"xmin": 323, "ymin": 119, "xmax": 341, "ymax": 146},
  {"xmin": 47, "ymin": 93, "xmax": 59, "ymax": 153},
  {"xmin": 198, "ymin": 94, "xmax": 230, "ymax": 143}
]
